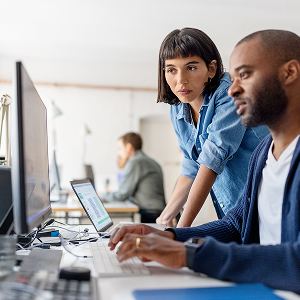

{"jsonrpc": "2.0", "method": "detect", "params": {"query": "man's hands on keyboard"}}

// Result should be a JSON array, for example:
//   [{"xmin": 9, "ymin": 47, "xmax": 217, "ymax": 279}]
[{"xmin": 108, "ymin": 223, "xmax": 175, "ymax": 251}]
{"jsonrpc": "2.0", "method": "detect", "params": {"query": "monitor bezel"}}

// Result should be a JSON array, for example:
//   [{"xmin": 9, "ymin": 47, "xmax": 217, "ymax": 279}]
[{"xmin": 11, "ymin": 61, "xmax": 52, "ymax": 234}]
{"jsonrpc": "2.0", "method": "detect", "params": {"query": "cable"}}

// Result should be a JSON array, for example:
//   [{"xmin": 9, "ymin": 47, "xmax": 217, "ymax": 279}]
[
  {"xmin": 20, "ymin": 229, "xmax": 39, "ymax": 249},
  {"xmin": 18, "ymin": 219, "xmax": 56, "ymax": 250},
  {"xmin": 59, "ymin": 234, "xmax": 93, "ymax": 258},
  {"xmin": 59, "ymin": 232, "xmax": 111, "ymax": 258},
  {"xmin": 53, "ymin": 219, "xmax": 69, "ymax": 226},
  {"xmin": 47, "ymin": 225, "xmax": 96, "ymax": 234},
  {"xmin": 41, "ymin": 218, "xmax": 55, "ymax": 230},
  {"xmin": 74, "ymin": 233, "xmax": 109, "ymax": 248}
]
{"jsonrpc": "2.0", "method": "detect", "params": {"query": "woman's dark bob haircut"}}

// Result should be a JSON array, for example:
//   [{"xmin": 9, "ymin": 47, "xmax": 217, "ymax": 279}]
[{"xmin": 157, "ymin": 28, "xmax": 224, "ymax": 105}]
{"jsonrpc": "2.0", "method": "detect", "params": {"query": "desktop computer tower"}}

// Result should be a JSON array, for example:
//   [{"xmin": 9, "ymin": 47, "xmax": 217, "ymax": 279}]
[{"xmin": 0, "ymin": 166, "xmax": 14, "ymax": 234}]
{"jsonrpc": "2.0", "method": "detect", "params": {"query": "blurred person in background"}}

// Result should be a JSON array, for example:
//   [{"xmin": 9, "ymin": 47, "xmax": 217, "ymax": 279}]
[{"xmin": 102, "ymin": 132, "xmax": 165, "ymax": 223}]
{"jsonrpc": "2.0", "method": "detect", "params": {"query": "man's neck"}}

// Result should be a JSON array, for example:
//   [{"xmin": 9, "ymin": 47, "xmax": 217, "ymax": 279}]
[
  {"xmin": 269, "ymin": 110, "xmax": 300, "ymax": 160},
  {"xmin": 128, "ymin": 150, "xmax": 137, "ymax": 159}
]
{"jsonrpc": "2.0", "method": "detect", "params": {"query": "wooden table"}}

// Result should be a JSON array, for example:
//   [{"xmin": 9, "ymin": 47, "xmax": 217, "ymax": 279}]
[{"xmin": 51, "ymin": 199, "xmax": 140, "ymax": 223}]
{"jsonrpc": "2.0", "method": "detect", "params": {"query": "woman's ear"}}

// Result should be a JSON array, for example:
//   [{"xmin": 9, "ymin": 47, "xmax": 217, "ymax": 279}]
[{"xmin": 208, "ymin": 60, "xmax": 217, "ymax": 78}]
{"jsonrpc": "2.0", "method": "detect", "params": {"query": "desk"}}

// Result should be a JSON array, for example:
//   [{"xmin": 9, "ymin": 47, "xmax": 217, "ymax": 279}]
[
  {"xmin": 56, "ymin": 225, "xmax": 300, "ymax": 300},
  {"xmin": 51, "ymin": 199, "xmax": 139, "ymax": 223}
]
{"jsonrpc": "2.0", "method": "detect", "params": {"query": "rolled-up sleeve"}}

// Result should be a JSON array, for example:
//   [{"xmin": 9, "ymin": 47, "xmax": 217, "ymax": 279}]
[
  {"xmin": 197, "ymin": 89, "xmax": 246, "ymax": 175},
  {"xmin": 180, "ymin": 156, "xmax": 199, "ymax": 179}
]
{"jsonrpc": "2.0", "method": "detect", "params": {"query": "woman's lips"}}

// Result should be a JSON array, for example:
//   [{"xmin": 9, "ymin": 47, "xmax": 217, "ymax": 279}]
[{"xmin": 178, "ymin": 89, "xmax": 191, "ymax": 95}]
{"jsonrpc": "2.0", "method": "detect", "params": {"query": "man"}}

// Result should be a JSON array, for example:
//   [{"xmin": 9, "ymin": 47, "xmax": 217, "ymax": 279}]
[
  {"xmin": 102, "ymin": 132, "xmax": 165, "ymax": 223},
  {"xmin": 108, "ymin": 30, "xmax": 300, "ymax": 294}
]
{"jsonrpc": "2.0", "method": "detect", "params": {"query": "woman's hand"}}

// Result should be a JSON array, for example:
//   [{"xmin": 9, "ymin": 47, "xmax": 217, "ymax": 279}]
[
  {"xmin": 116, "ymin": 233, "xmax": 187, "ymax": 269},
  {"xmin": 156, "ymin": 175, "xmax": 194, "ymax": 226},
  {"xmin": 156, "ymin": 214, "xmax": 176, "ymax": 227}
]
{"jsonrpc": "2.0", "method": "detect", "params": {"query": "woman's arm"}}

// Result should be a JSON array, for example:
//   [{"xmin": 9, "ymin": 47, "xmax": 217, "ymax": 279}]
[
  {"xmin": 177, "ymin": 164, "xmax": 217, "ymax": 228},
  {"xmin": 156, "ymin": 175, "xmax": 194, "ymax": 226}
]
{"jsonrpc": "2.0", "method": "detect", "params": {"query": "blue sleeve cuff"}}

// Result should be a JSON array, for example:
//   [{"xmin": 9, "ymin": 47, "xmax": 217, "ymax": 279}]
[
  {"xmin": 197, "ymin": 139, "xmax": 228, "ymax": 175},
  {"xmin": 180, "ymin": 156, "xmax": 199, "ymax": 179}
]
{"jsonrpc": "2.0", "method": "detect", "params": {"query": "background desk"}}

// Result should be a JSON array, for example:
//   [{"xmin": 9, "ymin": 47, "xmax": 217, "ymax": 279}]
[
  {"xmin": 51, "ymin": 200, "xmax": 140, "ymax": 223},
  {"xmin": 56, "ymin": 225, "xmax": 300, "ymax": 300}
]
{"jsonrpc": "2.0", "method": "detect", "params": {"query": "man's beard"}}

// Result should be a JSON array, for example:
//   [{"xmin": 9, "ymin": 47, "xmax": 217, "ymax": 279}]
[{"xmin": 239, "ymin": 74, "xmax": 288, "ymax": 128}]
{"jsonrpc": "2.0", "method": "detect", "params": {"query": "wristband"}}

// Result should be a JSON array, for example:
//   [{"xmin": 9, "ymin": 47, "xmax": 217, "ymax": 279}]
[{"xmin": 184, "ymin": 237, "xmax": 205, "ymax": 269}]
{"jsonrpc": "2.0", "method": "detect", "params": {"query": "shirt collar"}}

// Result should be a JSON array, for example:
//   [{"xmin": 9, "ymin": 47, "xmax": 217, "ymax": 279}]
[
  {"xmin": 176, "ymin": 103, "xmax": 192, "ymax": 124},
  {"xmin": 176, "ymin": 94, "xmax": 210, "ymax": 123}
]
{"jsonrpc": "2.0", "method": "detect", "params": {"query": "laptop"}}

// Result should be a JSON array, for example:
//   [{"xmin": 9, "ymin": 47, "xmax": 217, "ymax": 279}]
[
  {"xmin": 70, "ymin": 179, "xmax": 113, "ymax": 235},
  {"xmin": 70, "ymin": 179, "xmax": 150, "ymax": 276}
]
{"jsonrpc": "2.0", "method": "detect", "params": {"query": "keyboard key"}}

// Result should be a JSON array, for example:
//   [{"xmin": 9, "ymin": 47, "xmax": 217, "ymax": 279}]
[{"xmin": 90, "ymin": 242, "xmax": 150, "ymax": 277}]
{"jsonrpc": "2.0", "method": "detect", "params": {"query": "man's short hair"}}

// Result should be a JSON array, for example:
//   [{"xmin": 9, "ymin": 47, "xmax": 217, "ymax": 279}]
[
  {"xmin": 119, "ymin": 132, "xmax": 142, "ymax": 151},
  {"xmin": 237, "ymin": 30, "xmax": 300, "ymax": 64}
]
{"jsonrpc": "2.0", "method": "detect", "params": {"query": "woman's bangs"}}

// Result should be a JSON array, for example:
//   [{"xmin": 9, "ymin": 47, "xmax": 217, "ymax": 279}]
[{"xmin": 161, "ymin": 36, "xmax": 199, "ymax": 62}]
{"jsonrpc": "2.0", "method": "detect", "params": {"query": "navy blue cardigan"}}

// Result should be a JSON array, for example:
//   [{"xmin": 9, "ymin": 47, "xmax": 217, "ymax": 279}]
[{"xmin": 173, "ymin": 134, "xmax": 300, "ymax": 293}]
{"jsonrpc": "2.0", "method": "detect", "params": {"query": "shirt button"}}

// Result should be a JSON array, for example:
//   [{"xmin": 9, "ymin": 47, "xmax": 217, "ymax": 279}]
[
  {"xmin": 220, "ymin": 204, "xmax": 224, "ymax": 208},
  {"xmin": 198, "ymin": 148, "xmax": 201, "ymax": 151}
]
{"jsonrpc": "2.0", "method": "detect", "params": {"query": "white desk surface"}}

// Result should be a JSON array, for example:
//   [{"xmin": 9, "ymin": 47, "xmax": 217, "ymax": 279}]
[
  {"xmin": 51, "ymin": 224, "xmax": 300, "ymax": 300},
  {"xmin": 51, "ymin": 198, "xmax": 139, "ymax": 211}
]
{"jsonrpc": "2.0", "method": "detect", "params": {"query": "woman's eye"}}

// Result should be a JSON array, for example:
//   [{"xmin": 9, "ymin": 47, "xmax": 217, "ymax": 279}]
[{"xmin": 166, "ymin": 68, "xmax": 175, "ymax": 73}]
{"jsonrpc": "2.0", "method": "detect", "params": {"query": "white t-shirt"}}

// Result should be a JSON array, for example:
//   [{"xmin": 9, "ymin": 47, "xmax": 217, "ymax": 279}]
[{"xmin": 258, "ymin": 135, "xmax": 300, "ymax": 245}]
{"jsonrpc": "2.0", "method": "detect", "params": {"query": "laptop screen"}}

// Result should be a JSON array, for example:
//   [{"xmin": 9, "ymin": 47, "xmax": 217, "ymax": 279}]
[{"xmin": 70, "ymin": 179, "xmax": 113, "ymax": 232}]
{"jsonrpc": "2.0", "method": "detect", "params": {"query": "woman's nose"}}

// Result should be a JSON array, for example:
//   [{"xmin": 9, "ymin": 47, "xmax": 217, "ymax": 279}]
[{"xmin": 177, "ymin": 71, "xmax": 188, "ymax": 85}]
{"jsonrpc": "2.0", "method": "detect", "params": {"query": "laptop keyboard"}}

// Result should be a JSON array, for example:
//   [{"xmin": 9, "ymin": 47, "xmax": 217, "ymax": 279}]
[{"xmin": 90, "ymin": 242, "xmax": 150, "ymax": 276}]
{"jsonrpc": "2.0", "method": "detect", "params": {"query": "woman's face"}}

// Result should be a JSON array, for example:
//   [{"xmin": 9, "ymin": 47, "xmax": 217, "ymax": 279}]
[{"xmin": 164, "ymin": 55, "xmax": 216, "ymax": 104}]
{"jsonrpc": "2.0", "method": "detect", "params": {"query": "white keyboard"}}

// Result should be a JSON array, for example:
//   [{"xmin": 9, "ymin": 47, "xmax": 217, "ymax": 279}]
[{"xmin": 90, "ymin": 242, "xmax": 150, "ymax": 277}]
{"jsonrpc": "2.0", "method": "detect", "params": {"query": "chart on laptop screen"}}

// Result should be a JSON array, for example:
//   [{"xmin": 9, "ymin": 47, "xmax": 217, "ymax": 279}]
[{"xmin": 72, "ymin": 182, "xmax": 112, "ymax": 231}]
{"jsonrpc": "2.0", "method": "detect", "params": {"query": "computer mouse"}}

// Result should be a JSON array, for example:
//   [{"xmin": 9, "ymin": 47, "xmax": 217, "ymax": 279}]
[{"xmin": 59, "ymin": 266, "xmax": 91, "ymax": 281}]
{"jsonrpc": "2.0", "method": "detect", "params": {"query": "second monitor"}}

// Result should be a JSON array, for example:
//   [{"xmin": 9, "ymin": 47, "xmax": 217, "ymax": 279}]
[{"xmin": 11, "ymin": 61, "xmax": 52, "ymax": 235}]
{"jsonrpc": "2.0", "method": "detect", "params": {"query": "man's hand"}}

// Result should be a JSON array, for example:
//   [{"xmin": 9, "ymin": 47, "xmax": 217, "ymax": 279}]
[
  {"xmin": 116, "ymin": 233, "xmax": 187, "ymax": 269},
  {"xmin": 108, "ymin": 224, "xmax": 175, "ymax": 250}
]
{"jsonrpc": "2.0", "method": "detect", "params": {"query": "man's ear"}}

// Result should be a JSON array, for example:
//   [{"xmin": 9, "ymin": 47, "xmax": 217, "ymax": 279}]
[
  {"xmin": 125, "ymin": 142, "xmax": 131, "ymax": 151},
  {"xmin": 208, "ymin": 60, "xmax": 217, "ymax": 79},
  {"xmin": 281, "ymin": 60, "xmax": 300, "ymax": 85},
  {"xmin": 125, "ymin": 142, "xmax": 134, "ymax": 154}
]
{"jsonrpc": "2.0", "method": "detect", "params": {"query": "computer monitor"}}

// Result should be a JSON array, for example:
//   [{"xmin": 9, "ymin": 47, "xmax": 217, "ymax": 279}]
[
  {"xmin": 50, "ymin": 150, "xmax": 61, "ymax": 193},
  {"xmin": 84, "ymin": 164, "xmax": 95, "ymax": 190},
  {"xmin": 0, "ymin": 166, "xmax": 14, "ymax": 234},
  {"xmin": 11, "ymin": 62, "xmax": 52, "ymax": 235}
]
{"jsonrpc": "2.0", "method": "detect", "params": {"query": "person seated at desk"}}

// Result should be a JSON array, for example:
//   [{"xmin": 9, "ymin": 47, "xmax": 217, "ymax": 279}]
[
  {"xmin": 108, "ymin": 30, "xmax": 300, "ymax": 294},
  {"xmin": 101, "ymin": 132, "xmax": 166, "ymax": 223}
]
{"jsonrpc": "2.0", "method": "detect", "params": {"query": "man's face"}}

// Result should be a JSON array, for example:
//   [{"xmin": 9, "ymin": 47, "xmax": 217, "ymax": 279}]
[
  {"xmin": 228, "ymin": 38, "xmax": 288, "ymax": 128},
  {"xmin": 118, "ymin": 139, "xmax": 130, "ymax": 163}
]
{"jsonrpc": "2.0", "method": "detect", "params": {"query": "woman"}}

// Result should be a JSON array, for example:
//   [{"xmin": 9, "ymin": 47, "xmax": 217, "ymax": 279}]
[{"xmin": 156, "ymin": 28, "xmax": 269, "ymax": 227}]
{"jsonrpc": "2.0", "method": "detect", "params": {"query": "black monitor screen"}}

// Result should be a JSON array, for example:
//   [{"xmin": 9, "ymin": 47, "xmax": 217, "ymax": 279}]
[{"xmin": 11, "ymin": 62, "xmax": 51, "ymax": 234}]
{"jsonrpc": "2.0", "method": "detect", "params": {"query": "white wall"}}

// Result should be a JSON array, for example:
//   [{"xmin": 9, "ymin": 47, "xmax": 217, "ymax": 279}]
[
  {"xmin": 140, "ymin": 116, "xmax": 182, "ymax": 203},
  {"xmin": 0, "ymin": 82, "xmax": 171, "ymax": 192}
]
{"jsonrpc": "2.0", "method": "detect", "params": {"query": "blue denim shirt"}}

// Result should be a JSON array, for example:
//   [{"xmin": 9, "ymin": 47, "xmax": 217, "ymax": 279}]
[{"xmin": 170, "ymin": 72, "xmax": 269, "ymax": 216}]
